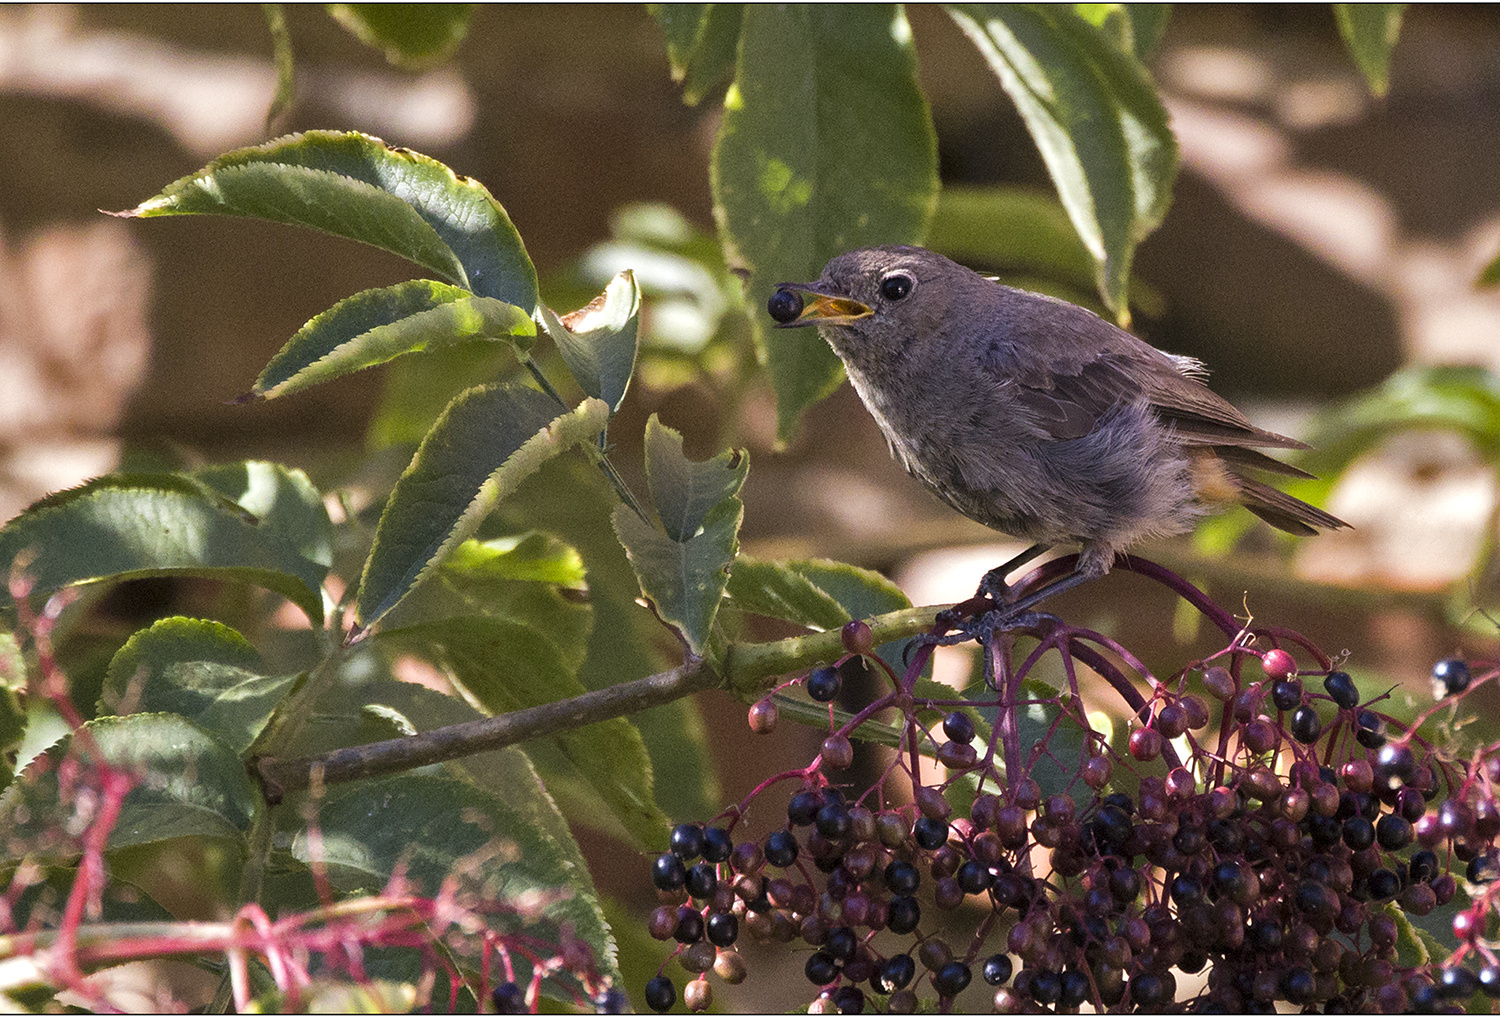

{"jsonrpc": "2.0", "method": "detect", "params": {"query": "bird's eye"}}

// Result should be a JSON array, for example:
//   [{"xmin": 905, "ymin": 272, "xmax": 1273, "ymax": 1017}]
[{"xmin": 880, "ymin": 273, "xmax": 913, "ymax": 302}]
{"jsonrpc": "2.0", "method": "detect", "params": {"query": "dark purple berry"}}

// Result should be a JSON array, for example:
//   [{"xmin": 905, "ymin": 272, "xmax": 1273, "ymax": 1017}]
[
  {"xmin": 492, "ymin": 981, "xmax": 526, "ymax": 1013},
  {"xmin": 805, "ymin": 951, "xmax": 838, "ymax": 986},
  {"xmin": 1343, "ymin": 816, "xmax": 1375, "ymax": 851},
  {"xmin": 685, "ymin": 862, "xmax": 718, "ymax": 899},
  {"xmin": 700, "ymin": 826, "xmax": 733, "ymax": 863},
  {"xmin": 933, "ymin": 961, "xmax": 972, "ymax": 997},
  {"xmin": 816, "ymin": 802, "xmax": 851, "ymax": 840},
  {"xmin": 1110, "ymin": 865, "xmax": 1141, "ymax": 903},
  {"xmin": 1323, "ymin": 670, "xmax": 1359, "ymax": 709},
  {"xmin": 1432, "ymin": 658, "xmax": 1471, "ymax": 698},
  {"xmin": 1376, "ymin": 813, "xmax": 1413, "ymax": 850},
  {"xmin": 644, "ymin": 976, "xmax": 675, "ymax": 1013},
  {"xmin": 706, "ymin": 911, "xmax": 738, "ymax": 947},
  {"xmin": 1367, "ymin": 868, "xmax": 1400, "ymax": 900},
  {"xmin": 913, "ymin": 816, "xmax": 948, "ymax": 850},
  {"xmin": 1355, "ymin": 710, "xmax": 1386, "ymax": 749},
  {"xmin": 956, "ymin": 859, "xmax": 992, "ymax": 894},
  {"xmin": 1467, "ymin": 852, "xmax": 1500, "ymax": 885},
  {"xmin": 670, "ymin": 823, "xmax": 704, "ymax": 860},
  {"xmin": 1059, "ymin": 969, "xmax": 1090, "ymax": 1006},
  {"xmin": 1170, "ymin": 873, "xmax": 1204, "ymax": 906},
  {"xmin": 1282, "ymin": 967, "xmax": 1315, "ymax": 1005},
  {"xmin": 886, "ymin": 895, "xmax": 921, "ymax": 934},
  {"xmin": 807, "ymin": 665, "xmax": 840, "ymax": 702},
  {"xmin": 1248, "ymin": 918, "xmax": 1282, "ymax": 952},
  {"xmin": 825, "ymin": 925, "xmax": 858, "ymax": 962},
  {"xmin": 1479, "ymin": 964, "xmax": 1500, "ymax": 998},
  {"xmin": 1030, "ymin": 969, "xmax": 1063, "ymax": 1005},
  {"xmin": 652, "ymin": 853, "xmax": 686, "ymax": 891},
  {"xmin": 1271, "ymin": 677, "xmax": 1303, "ymax": 711},
  {"xmin": 594, "ymin": 987, "xmax": 628, "ymax": 1014},
  {"xmin": 879, "ymin": 953, "xmax": 916, "ymax": 992},
  {"xmin": 942, "ymin": 710, "xmax": 976, "ymax": 744},
  {"xmin": 1439, "ymin": 965, "xmax": 1480, "ymax": 1000},
  {"xmin": 885, "ymin": 860, "xmax": 920, "ymax": 895},
  {"xmin": 768, "ymin": 288, "xmax": 804, "ymax": 323},
  {"xmin": 673, "ymin": 906, "xmax": 703, "ymax": 943},
  {"xmin": 1409, "ymin": 849, "xmax": 1439, "ymax": 883},
  {"xmin": 1290, "ymin": 705, "xmax": 1322, "ymax": 743},
  {"xmin": 831, "ymin": 985, "xmax": 865, "ymax": 1013},
  {"xmin": 765, "ymin": 830, "xmax": 799, "ymax": 867},
  {"xmin": 788, "ymin": 790, "xmax": 821, "ymax": 826},
  {"xmin": 982, "ymin": 953, "xmax": 1014, "ymax": 986}
]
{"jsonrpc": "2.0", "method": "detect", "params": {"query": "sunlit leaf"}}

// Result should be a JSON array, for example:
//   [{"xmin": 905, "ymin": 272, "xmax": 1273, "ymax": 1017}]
[
  {"xmin": 651, "ymin": 3, "xmax": 743, "ymax": 105},
  {"xmin": 0, "ymin": 714, "xmax": 259, "ymax": 854},
  {"xmin": 99, "ymin": 617, "xmax": 297, "ymax": 755},
  {"xmin": 713, "ymin": 4, "xmax": 938, "ymax": 441},
  {"xmin": 252, "ymin": 279, "xmax": 533, "ymax": 399},
  {"xmin": 327, "ymin": 3, "xmax": 473, "ymax": 68},
  {"xmin": 291, "ymin": 773, "xmax": 618, "ymax": 982},
  {"xmin": 0, "ymin": 472, "xmax": 328, "ymax": 626},
  {"xmin": 1334, "ymin": 4, "xmax": 1405, "ymax": 97},
  {"xmin": 538, "ymin": 271, "xmax": 641, "ymax": 412},
  {"xmin": 356, "ymin": 388, "xmax": 608, "ymax": 629},
  {"xmin": 946, "ymin": 4, "xmax": 1176, "ymax": 317},
  {"xmin": 120, "ymin": 131, "xmax": 538, "ymax": 312},
  {"xmin": 379, "ymin": 615, "xmax": 669, "ymax": 846}
]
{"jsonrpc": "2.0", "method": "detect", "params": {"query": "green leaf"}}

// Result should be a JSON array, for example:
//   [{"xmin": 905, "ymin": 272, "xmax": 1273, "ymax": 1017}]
[
  {"xmin": 121, "ymin": 131, "xmax": 538, "ymax": 312},
  {"xmin": 946, "ymin": 4, "xmax": 1177, "ymax": 317},
  {"xmin": 726, "ymin": 556, "xmax": 908, "ymax": 631},
  {"xmin": 929, "ymin": 184, "xmax": 1095, "ymax": 285},
  {"xmin": 725, "ymin": 558, "xmax": 850, "ymax": 631},
  {"xmin": 928, "ymin": 184, "xmax": 1164, "ymax": 315},
  {"xmin": 382, "ymin": 532, "xmax": 592, "ymax": 675},
  {"xmin": 1012, "ymin": 676, "xmax": 1090, "ymax": 801},
  {"xmin": 643, "ymin": 415, "xmax": 749, "ymax": 543},
  {"xmin": 367, "ymin": 340, "xmax": 520, "ymax": 449},
  {"xmin": 610, "ymin": 417, "xmax": 748, "ymax": 656},
  {"xmin": 1478, "ymin": 249, "xmax": 1500, "ymax": 288},
  {"xmin": 192, "ymin": 460, "xmax": 334, "ymax": 570},
  {"xmin": 99, "ymin": 617, "xmax": 297, "ymax": 754},
  {"xmin": 356, "ymin": 388, "xmax": 609, "ymax": 629},
  {"xmin": 495, "ymin": 456, "xmax": 720, "ymax": 822},
  {"xmin": 0, "ymin": 714, "xmax": 259, "ymax": 854},
  {"xmin": 327, "ymin": 3, "xmax": 473, "ymax": 68},
  {"xmin": 1303, "ymin": 365, "xmax": 1500, "ymax": 473},
  {"xmin": 263, "ymin": 3, "xmax": 295, "ymax": 130},
  {"xmin": 1123, "ymin": 4, "xmax": 1171, "ymax": 59},
  {"xmin": 613, "ymin": 501, "xmax": 741, "ymax": 658},
  {"xmin": 379, "ymin": 615, "xmax": 670, "ymax": 846},
  {"xmin": 290, "ymin": 773, "xmax": 617, "ymax": 980},
  {"xmin": 1071, "ymin": 4, "xmax": 1170, "ymax": 60},
  {"xmin": 0, "ymin": 473, "xmax": 328, "ymax": 626},
  {"xmin": 442, "ymin": 533, "xmax": 587, "ymax": 588},
  {"xmin": 1334, "ymin": 4, "xmax": 1405, "ymax": 97},
  {"xmin": 712, "ymin": 4, "xmax": 939, "ymax": 442},
  {"xmin": 538, "ymin": 271, "xmax": 641, "ymax": 412},
  {"xmin": 253, "ymin": 280, "xmax": 534, "ymax": 399},
  {"xmin": 651, "ymin": 3, "xmax": 743, "ymax": 105},
  {"xmin": 791, "ymin": 559, "xmax": 910, "ymax": 620}
]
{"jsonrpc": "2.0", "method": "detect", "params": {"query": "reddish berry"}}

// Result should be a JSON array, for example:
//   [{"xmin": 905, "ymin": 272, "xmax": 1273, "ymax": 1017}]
[{"xmin": 1261, "ymin": 648, "xmax": 1296, "ymax": 680}]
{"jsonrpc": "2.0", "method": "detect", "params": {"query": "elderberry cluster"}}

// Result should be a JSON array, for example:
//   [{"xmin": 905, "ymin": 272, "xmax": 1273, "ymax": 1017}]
[{"xmin": 639, "ymin": 599, "xmax": 1500, "ymax": 1013}]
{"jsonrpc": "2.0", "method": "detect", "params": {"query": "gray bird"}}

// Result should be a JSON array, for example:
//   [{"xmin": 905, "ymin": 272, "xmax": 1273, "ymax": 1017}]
[{"xmin": 768, "ymin": 245, "xmax": 1347, "ymax": 610}]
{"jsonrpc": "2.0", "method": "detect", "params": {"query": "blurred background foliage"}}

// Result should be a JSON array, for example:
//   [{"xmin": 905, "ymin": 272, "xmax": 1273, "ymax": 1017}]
[{"xmin": 4, "ymin": 3, "xmax": 1500, "ymax": 1009}]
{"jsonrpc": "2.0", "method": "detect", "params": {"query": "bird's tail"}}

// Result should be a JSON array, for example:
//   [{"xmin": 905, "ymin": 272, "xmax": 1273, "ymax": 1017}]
[{"xmin": 1231, "ymin": 473, "xmax": 1348, "ymax": 536}]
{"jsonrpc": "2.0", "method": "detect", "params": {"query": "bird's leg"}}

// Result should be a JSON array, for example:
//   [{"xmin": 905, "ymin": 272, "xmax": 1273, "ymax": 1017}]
[{"xmin": 976, "ymin": 543, "xmax": 1051, "ymax": 603}]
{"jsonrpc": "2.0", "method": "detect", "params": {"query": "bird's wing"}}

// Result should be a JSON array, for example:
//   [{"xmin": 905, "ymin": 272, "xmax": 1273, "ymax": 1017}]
[{"xmin": 982, "ymin": 297, "xmax": 1303, "ymax": 450}]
